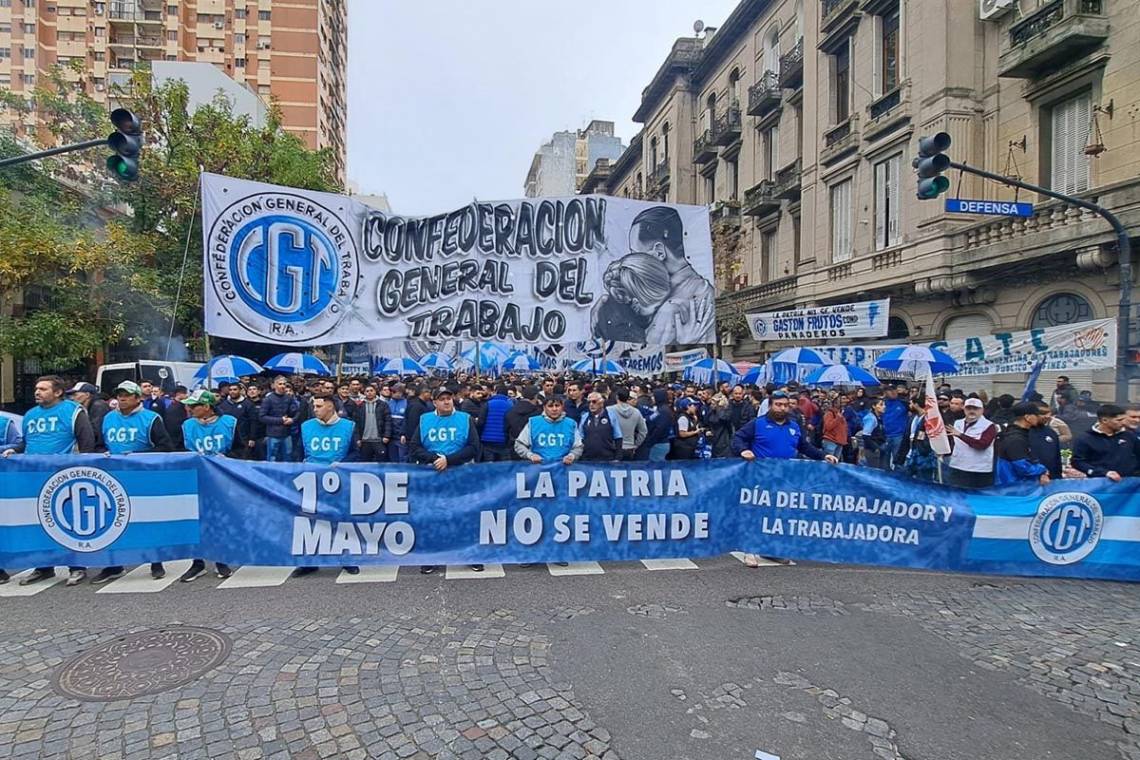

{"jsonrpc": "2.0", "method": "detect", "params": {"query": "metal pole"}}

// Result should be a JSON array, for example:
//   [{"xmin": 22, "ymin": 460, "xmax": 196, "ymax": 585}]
[
  {"xmin": 948, "ymin": 161, "xmax": 1133, "ymax": 403},
  {"xmin": 0, "ymin": 138, "xmax": 108, "ymax": 168}
]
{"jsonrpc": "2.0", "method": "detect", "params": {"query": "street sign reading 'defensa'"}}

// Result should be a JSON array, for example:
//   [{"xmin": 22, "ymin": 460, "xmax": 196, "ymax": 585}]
[{"xmin": 945, "ymin": 198, "xmax": 1035, "ymax": 217}]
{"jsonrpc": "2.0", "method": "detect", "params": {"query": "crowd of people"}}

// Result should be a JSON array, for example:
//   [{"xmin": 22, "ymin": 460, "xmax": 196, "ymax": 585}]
[{"xmin": 2, "ymin": 370, "xmax": 1137, "ymax": 583}]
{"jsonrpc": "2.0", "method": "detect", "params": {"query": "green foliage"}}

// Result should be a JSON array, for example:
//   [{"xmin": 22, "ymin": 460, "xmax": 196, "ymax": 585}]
[{"xmin": 0, "ymin": 67, "xmax": 341, "ymax": 367}]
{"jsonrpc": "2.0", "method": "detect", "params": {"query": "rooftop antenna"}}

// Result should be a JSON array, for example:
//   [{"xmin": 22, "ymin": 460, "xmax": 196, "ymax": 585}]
[{"xmin": 693, "ymin": 19, "xmax": 705, "ymax": 37}]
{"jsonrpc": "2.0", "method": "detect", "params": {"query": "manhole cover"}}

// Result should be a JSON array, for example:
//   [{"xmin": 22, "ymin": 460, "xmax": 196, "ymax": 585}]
[{"xmin": 53, "ymin": 626, "xmax": 231, "ymax": 701}]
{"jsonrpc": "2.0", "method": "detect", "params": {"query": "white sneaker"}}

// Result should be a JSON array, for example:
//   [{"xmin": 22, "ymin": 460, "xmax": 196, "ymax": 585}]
[{"xmin": 66, "ymin": 569, "xmax": 87, "ymax": 586}]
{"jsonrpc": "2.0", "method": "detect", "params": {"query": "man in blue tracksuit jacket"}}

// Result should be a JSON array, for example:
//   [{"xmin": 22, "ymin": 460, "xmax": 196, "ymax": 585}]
[
  {"xmin": 731, "ymin": 391, "xmax": 839, "ymax": 463},
  {"xmin": 480, "ymin": 385, "xmax": 514, "ymax": 462},
  {"xmin": 995, "ymin": 402, "xmax": 1050, "ymax": 486},
  {"xmin": 881, "ymin": 386, "xmax": 909, "ymax": 470}
]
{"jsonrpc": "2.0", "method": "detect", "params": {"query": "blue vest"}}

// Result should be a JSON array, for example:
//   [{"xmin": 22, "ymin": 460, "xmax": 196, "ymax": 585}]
[
  {"xmin": 301, "ymin": 416, "xmax": 356, "ymax": 464},
  {"xmin": 750, "ymin": 416, "xmax": 803, "ymax": 460},
  {"xmin": 419, "ymin": 410, "xmax": 471, "ymax": 457},
  {"xmin": 183, "ymin": 415, "xmax": 237, "ymax": 456},
  {"xmin": 103, "ymin": 407, "xmax": 161, "ymax": 454},
  {"xmin": 529, "ymin": 415, "xmax": 578, "ymax": 462},
  {"xmin": 23, "ymin": 400, "xmax": 81, "ymax": 454}
]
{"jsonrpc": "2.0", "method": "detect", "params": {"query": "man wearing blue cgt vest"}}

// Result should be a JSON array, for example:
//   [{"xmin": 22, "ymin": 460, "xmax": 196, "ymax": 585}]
[
  {"xmin": 731, "ymin": 390, "xmax": 838, "ymax": 569},
  {"xmin": 409, "ymin": 386, "xmax": 481, "ymax": 574},
  {"xmin": 514, "ymin": 396, "xmax": 584, "ymax": 465}
]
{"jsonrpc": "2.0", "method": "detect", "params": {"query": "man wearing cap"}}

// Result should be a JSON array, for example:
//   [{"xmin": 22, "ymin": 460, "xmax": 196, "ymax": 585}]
[
  {"xmin": 93, "ymin": 380, "xmax": 176, "ymax": 585},
  {"xmin": 294, "ymin": 396, "xmax": 361, "ymax": 577},
  {"xmin": 178, "ymin": 389, "xmax": 236, "ymax": 582},
  {"xmin": 995, "ymin": 402, "xmax": 1051, "ymax": 486},
  {"xmin": 946, "ymin": 397, "xmax": 997, "ymax": 489},
  {"xmin": 1072, "ymin": 404, "xmax": 1140, "ymax": 481},
  {"xmin": 2, "ymin": 375, "xmax": 96, "ymax": 587},
  {"xmin": 66, "ymin": 382, "xmax": 111, "ymax": 451},
  {"xmin": 409, "ymin": 387, "xmax": 481, "ymax": 574},
  {"xmin": 515, "ymin": 396, "xmax": 584, "ymax": 464}
]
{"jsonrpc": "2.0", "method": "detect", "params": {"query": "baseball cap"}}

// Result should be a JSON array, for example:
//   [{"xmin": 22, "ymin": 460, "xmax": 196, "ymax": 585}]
[
  {"xmin": 937, "ymin": 393, "xmax": 951, "ymax": 401},
  {"xmin": 769, "ymin": 390, "xmax": 789, "ymax": 400},
  {"xmin": 66, "ymin": 382, "xmax": 98, "ymax": 395},
  {"xmin": 181, "ymin": 389, "xmax": 218, "ymax": 407},
  {"xmin": 115, "ymin": 380, "xmax": 143, "ymax": 397},
  {"xmin": 432, "ymin": 387, "xmax": 453, "ymax": 399},
  {"xmin": 964, "ymin": 398, "xmax": 984, "ymax": 409}
]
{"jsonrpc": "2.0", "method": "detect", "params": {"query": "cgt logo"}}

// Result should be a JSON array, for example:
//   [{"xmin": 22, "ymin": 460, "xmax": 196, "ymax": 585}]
[
  {"xmin": 752, "ymin": 318, "xmax": 768, "ymax": 337},
  {"xmin": 1028, "ymin": 492, "xmax": 1104, "ymax": 565},
  {"xmin": 37, "ymin": 467, "xmax": 131, "ymax": 552},
  {"xmin": 208, "ymin": 192, "xmax": 360, "ymax": 343}
]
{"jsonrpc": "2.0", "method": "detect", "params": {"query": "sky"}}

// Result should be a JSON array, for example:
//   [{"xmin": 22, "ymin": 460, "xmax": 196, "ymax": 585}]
[{"xmin": 346, "ymin": 0, "xmax": 741, "ymax": 215}]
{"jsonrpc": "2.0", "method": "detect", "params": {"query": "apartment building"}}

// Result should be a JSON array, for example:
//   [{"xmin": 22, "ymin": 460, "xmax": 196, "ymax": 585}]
[
  {"xmin": 525, "ymin": 119, "xmax": 625, "ymax": 197},
  {"xmin": 0, "ymin": 0, "xmax": 347, "ymax": 183},
  {"xmin": 594, "ymin": 0, "xmax": 1140, "ymax": 398}
]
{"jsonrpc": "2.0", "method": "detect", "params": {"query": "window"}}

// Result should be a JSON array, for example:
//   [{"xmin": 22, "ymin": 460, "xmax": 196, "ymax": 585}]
[
  {"xmin": 649, "ymin": 136, "xmax": 658, "ymax": 170},
  {"xmin": 794, "ymin": 105, "xmax": 803, "ymax": 158},
  {"xmin": 830, "ymin": 179, "xmax": 853, "ymax": 263},
  {"xmin": 258, "ymin": 10, "xmax": 270, "ymax": 21},
  {"xmin": 23, "ymin": 22, "xmax": 34, "ymax": 33},
  {"xmin": 234, "ymin": 57, "xmax": 246, "ymax": 67},
  {"xmin": 258, "ymin": 57, "xmax": 269, "ymax": 70},
  {"xmin": 1050, "ymin": 92, "xmax": 1091, "ymax": 195},
  {"xmin": 873, "ymin": 153, "xmax": 901, "ymax": 250},
  {"xmin": 762, "ymin": 229, "xmax": 778, "ymax": 281},
  {"xmin": 0, "ymin": 23, "xmax": 9, "ymax": 33},
  {"xmin": 833, "ymin": 40, "xmax": 850, "ymax": 124},
  {"xmin": 793, "ymin": 0, "xmax": 803, "ymax": 41},
  {"xmin": 22, "ymin": 73, "xmax": 34, "ymax": 84},
  {"xmin": 1031, "ymin": 293, "xmax": 1093, "ymax": 328},
  {"xmin": 235, "ymin": 9, "xmax": 246, "ymax": 19},
  {"xmin": 22, "ymin": 47, "xmax": 33, "ymax": 58},
  {"xmin": 0, "ymin": 48, "xmax": 10, "ymax": 59},
  {"xmin": 704, "ymin": 169, "xmax": 716, "ymax": 204},
  {"xmin": 763, "ymin": 25, "xmax": 779, "ymax": 75},
  {"xmin": 762, "ymin": 125, "xmax": 779, "ymax": 181},
  {"xmin": 792, "ymin": 214, "xmax": 802, "ymax": 263},
  {"xmin": 728, "ymin": 68, "xmax": 741, "ymax": 107},
  {"xmin": 166, "ymin": 30, "xmax": 177, "ymax": 41},
  {"xmin": 93, "ymin": 51, "xmax": 104, "ymax": 61},
  {"xmin": 662, "ymin": 122, "xmax": 670, "ymax": 163},
  {"xmin": 234, "ymin": 33, "xmax": 245, "ymax": 45},
  {"xmin": 703, "ymin": 92, "xmax": 716, "ymax": 133},
  {"xmin": 167, "ymin": 4, "xmax": 177, "ymax": 14},
  {"xmin": 728, "ymin": 159, "xmax": 739, "ymax": 200},
  {"xmin": 879, "ymin": 6, "xmax": 900, "ymax": 95},
  {"xmin": 886, "ymin": 317, "xmax": 910, "ymax": 340}
]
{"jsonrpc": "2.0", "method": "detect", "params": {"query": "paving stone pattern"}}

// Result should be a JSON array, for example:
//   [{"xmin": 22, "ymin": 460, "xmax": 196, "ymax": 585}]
[
  {"xmin": 725, "ymin": 594, "xmax": 849, "ymax": 615},
  {"xmin": 0, "ymin": 611, "xmax": 616, "ymax": 760}
]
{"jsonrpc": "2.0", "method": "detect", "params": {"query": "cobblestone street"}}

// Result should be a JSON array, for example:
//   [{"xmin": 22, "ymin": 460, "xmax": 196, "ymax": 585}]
[{"xmin": 1, "ymin": 558, "xmax": 1138, "ymax": 759}]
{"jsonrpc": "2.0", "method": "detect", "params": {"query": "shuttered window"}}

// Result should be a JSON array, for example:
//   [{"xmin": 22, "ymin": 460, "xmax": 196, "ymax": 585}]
[
  {"xmin": 830, "ymin": 179, "xmax": 852, "ymax": 263},
  {"xmin": 1050, "ymin": 92, "xmax": 1091, "ymax": 195},
  {"xmin": 874, "ymin": 153, "xmax": 901, "ymax": 250}
]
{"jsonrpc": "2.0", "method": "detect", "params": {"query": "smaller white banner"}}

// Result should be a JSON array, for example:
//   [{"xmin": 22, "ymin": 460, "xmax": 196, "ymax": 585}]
[
  {"xmin": 664, "ymin": 348, "xmax": 709, "ymax": 373},
  {"xmin": 747, "ymin": 299, "xmax": 890, "ymax": 342}
]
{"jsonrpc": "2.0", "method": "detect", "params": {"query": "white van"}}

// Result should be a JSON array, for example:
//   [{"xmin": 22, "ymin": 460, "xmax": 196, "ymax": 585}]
[{"xmin": 95, "ymin": 360, "xmax": 205, "ymax": 396}]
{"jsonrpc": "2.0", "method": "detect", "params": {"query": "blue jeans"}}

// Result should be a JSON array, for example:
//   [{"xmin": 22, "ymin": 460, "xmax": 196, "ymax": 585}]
[
  {"xmin": 266, "ymin": 436, "xmax": 293, "ymax": 463},
  {"xmin": 649, "ymin": 442, "xmax": 670, "ymax": 462},
  {"xmin": 884, "ymin": 434, "xmax": 903, "ymax": 470},
  {"xmin": 822, "ymin": 440, "xmax": 843, "ymax": 459}
]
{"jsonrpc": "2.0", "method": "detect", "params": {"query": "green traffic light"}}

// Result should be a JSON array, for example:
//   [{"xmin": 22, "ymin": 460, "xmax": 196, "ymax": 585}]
[{"xmin": 106, "ymin": 155, "xmax": 138, "ymax": 182}]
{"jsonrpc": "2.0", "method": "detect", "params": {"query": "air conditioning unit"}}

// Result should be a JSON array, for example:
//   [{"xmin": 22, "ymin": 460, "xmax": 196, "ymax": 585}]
[
  {"xmin": 979, "ymin": 0, "xmax": 1015, "ymax": 20},
  {"xmin": 95, "ymin": 83, "xmax": 105, "ymax": 91},
  {"xmin": 214, "ymin": 21, "xmax": 225, "ymax": 30}
]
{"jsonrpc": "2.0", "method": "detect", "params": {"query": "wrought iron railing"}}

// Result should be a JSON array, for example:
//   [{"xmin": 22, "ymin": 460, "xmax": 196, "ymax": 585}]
[
  {"xmin": 1009, "ymin": 0, "xmax": 1102, "ymax": 47},
  {"xmin": 779, "ymin": 38, "xmax": 804, "ymax": 87},
  {"xmin": 869, "ymin": 87, "xmax": 901, "ymax": 121},
  {"xmin": 712, "ymin": 106, "xmax": 743, "ymax": 144},
  {"xmin": 747, "ymin": 72, "xmax": 780, "ymax": 115}
]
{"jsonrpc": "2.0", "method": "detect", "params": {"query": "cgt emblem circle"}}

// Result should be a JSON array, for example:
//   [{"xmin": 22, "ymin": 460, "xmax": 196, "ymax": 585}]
[
  {"xmin": 1029, "ymin": 492, "xmax": 1104, "ymax": 565},
  {"xmin": 38, "ymin": 467, "xmax": 131, "ymax": 552},
  {"xmin": 207, "ymin": 192, "xmax": 359, "ymax": 344}
]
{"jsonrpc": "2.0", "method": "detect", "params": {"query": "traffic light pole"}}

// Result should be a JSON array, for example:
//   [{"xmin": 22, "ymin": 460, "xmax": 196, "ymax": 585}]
[
  {"xmin": 948, "ymin": 160, "xmax": 1133, "ymax": 403},
  {"xmin": 0, "ymin": 138, "xmax": 109, "ymax": 169}
]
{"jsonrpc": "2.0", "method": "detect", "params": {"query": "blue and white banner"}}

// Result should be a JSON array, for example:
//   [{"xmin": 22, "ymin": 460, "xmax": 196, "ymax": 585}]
[
  {"xmin": 747, "ymin": 299, "xmax": 890, "ymax": 342},
  {"xmin": 2, "ymin": 456, "xmax": 1138, "ymax": 582}
]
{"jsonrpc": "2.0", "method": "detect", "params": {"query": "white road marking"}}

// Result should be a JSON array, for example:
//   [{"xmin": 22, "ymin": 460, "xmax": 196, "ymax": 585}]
[
  {"xmin": 97, "ymin": 560, "xmax": 193, "ymax": 594},
  {"xmin": 547, "ymin": 561, "xmax": 604, "ymax": 576},
  {"xmin": 218, "ymin": 566, "xmax": 295, "ymax": 589},
  {"xmin": 0, "ymin": 567, "xmax": 68, "ymax": 597},
  {"xmin": 335, "ymin": 566, "xmax": 399, "ymax": 584},
  {"xmin": 445, "ymin": 564, "xmax": 505, "ymax": 580},
  {"xmin": 640, "ymin": 558, "xmax": 699, "ymax": 571}
]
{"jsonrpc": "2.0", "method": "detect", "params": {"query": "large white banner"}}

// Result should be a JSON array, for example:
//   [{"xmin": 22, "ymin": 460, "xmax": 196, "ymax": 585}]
[
  {"xmin": 746, "ymin": 298, "xmax": 890, "ymax": 341},
  {"xmin": 809, "ymin": 318, "xmax": 1116, "ymax": 377},
  {"xmin": 202, "ymin": 174, "xmax": 715, "ymax": 346}
]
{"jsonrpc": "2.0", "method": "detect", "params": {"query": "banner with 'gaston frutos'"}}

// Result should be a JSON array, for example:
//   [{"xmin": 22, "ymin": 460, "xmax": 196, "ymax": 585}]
[{"xmin": 201, "ymin": 173, "xmax": 716, "ymax": 346}]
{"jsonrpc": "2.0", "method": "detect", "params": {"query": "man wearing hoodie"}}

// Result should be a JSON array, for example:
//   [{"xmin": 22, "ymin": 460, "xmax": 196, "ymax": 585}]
[
  {"xmin": 481, "ymin": 384, "xmax": 514, "ymax": 461},
  {"xmin": 995, "ymin": 402, "xmax": 1050, "ymax": 486},
  {"xmin": 612, "ymin": 387, "xmax": 648, "ymax": 460},
  {"xmin": 637, "ymin": 388, "xmax": 675, "ymax": 461},
  {"xmin": 505, "ymin": 385, "xmax": 542, "ymax": 457},
  {"xmin": 404, "ymin": 384, "xmax": 434, "ymax": 447}
]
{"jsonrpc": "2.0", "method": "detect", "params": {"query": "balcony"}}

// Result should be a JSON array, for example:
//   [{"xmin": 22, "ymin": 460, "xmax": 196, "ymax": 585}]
[
  {"xmin": 711, "ymin": 200, "xmax": 742, "ymax": 229},
  {"xmin": 820, "ymin": 115, "xmax": 859, "ymax": 165},
  {"xmin": 711, "ymin": 106, "xmax": 743, "ymax": 146},
  {"xmin": 693, "ymin": 130, "xmax": 717, "ymax": 164},
  {"xmin": 742, "ymin": 180, "xmax": 779, "ymax": 217},
  {"xmin": 821, "ymin": 0, "xmax": 858, "ymax": 34},
  {"xmin": 863, "ymin": 83, "xmax": 911, "ymax": 140},
  {"xmin": 747, "ymin": 72, "xmax": 781, "ymax": 117},
  {"xmin": 773, "ymin": 159, "xmax": 802, "ymax": 200},
  {"xmin": 109, "ymin": 6, "xmax": 163, "ymax": 24},
  {"xmin": 779, "ymin": 38, "xmax": 804, "ymax": 89},
  {"xmin": 649, "ymin": 159, "xmax": 670, "ymax": 191},
  {"xmin": 998, "ymin": 0, "xmax": 1108, "ymax": 79}
]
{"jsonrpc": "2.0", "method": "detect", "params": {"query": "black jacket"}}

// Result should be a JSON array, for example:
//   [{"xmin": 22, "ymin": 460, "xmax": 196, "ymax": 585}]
[
  {"xmin": 637, "ymin": 403, "xmax": 675, "ymax": 458},
  {"xmin": 704, "ymin": 404, "xmax": 735, "ymax": 458},
  {"xmin": 83, "ymin": 397, "xmax": 112, "ymax": 451},
  {"xmin": 505, "ymin": 399, "xmax": 541, "ymax": 451},
  {"xmin": 408, "ymin": 413, "xmax": 480, "ymax": 466},
  {"xmin": 1028, "ymin": 425, "xmax": 1063, "ymax": 478},
  {"xmin": 353, "ymin": 398, "xmax": 394, "ymax": 441},
  {"xmin": 459, "ymin": 397, "xmax": 488, "ymax": 433},
  {"xmin": 163, "ymin": 400, "xmax": 189, "ymax": 449},
  {"xmin": 1072, "ymin": 427, "xmax": 1140, "ymax": 478},
  {"xmin": 217, "ymin": 397, "xmax": 257, "ymax": 445},
  {"xmin": 404, "ymin": 397, "xmax": 433, "ymax": 442},
  {"xmin": 727, "ymin": 399, "xmax": 756, "ymax": 431},
  {"xmin": 260, "ymin": 391, "xmax": 300, "ymax": 439},
  {"xmin": 579, "ymin": 410, "xmax": 621, "ymax": 461}
]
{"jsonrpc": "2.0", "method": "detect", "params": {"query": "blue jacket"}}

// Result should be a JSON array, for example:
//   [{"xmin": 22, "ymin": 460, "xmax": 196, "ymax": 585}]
[
  {"xmin": 995, "ymin": 425, "xmax": 1048, "ymax": 485},
  {"xmin": 481, "ymin": 394, "xmax": 512, "ymax": 444},
  {"xmin": 731, "ymin": 414, "xmax": 825, "ymax": 461},
  {"xmin": 1072, "ymin": 427, "xmax": 1140, "ymax": 478},
  {"xmin": 642, "ymin": 404, "xmax": 675, "ymax": 448},
  {"xmin": 882, "ymin": 399, "xmax": 909, "ymax": 437},
  {"xmin": 0, "ymin": 414, "xmax": 22, "ymax": 453},
  {"xmin": 259, "ymin": 391, "xmax": 300, "ymax": 439}
]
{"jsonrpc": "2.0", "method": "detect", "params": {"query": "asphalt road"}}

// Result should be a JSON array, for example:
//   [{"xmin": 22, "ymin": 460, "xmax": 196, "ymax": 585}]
[{"xmin": 1, "ymin": 557, "xmax": 1138, "ymax": 760}]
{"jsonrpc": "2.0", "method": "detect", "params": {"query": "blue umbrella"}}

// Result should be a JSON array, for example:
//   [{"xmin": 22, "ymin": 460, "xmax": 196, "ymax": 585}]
[
  {"xmin": 263, "ymin": 352, "xmax": 332, "ymax": 377},
  {"xmin": 458, "ymin": 342, "xmax": 507, "ymax": 373},
  {"xmin": 500, "ymin": 351, "xmax": 542, "ymax": 373},
  {"xmin": 683, "ymin": 357, "xmax": 739, "ymax": 385},
  {"xmin": 769, "ymin": 347, "xmax": 832, "ymax": 367},
  {"xmin": 570, "ymin": 358, "xmax": 623, "ymax": 376},
  {"xmin": 192, "ymin": 355, "xmax": 263, "ymax": 388},
  {"xmin": 803, "ymin": 364, "xmax": 881, "ymax": 387},
  {"xmin": 874, "ymin": 346, "xmax": 958, "ymax": 375},
  {"xmin": 741, "ymin": 364, "xmax": 769, "ymax": 387},
  {"xmin": 419, "ymin": 352, "xmax": 455, "ymax": 372},
  {"xmin": 375, "ymin": 357, "xmax": 427, "ymax": 376}
]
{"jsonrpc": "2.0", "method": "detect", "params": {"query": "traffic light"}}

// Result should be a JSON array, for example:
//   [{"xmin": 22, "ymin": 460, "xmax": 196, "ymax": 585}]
[
  {"xmin": 106, "ymin": 108, "xmax": 142, "ymax": 183},
  {"xmin": 914, "ymin": 132, "xmax": 951, "ymax": 200}
]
